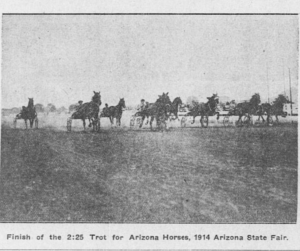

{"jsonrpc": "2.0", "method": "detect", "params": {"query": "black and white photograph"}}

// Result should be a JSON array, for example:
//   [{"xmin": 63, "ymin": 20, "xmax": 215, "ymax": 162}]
[{"xmin": 1, "ymin": 13, "xmax": 298, "ymax": 227}]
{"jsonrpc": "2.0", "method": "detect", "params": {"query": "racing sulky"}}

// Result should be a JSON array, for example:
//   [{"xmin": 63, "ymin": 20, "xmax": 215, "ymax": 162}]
[
  {"xmin": 67, "ymin": 91, "xmax": 101, "ymax": 132},
  {"xmin": 14, "ymin": 98, "xmax": 38, "ymax": 129}
]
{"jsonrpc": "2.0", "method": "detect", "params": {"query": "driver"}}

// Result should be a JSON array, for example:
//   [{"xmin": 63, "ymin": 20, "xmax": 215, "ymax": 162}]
[
  {"xmin": 229, "ymin": 100, "xmax": 236, "ymax": 110},
  {"xmin": 103, "ymin": 103, "xmax": 109, "ymax": 115},
  {"xmin": 75, "ymin": 100, "xmax": 83, "ymax": 111},
  {"xmin": 138, "ymin": 99, "xmax": 147, "ymax": 111}
]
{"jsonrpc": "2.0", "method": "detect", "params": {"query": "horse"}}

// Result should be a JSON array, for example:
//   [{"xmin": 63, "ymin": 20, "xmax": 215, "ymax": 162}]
[
  {"xmin": 102, "ymin": 98, "xmax": 126, "ymax": 127},
  {"xmin": 234, "ymin": 93, "xmax": 261, "ymax": 125},
  {"xmin": 261, "ymin": 95, "xmax": 290, "ymax": 124},
  {"xmin": 14, "ymin": 98, "xmax": 38, "ymax": 129},
  {"xmin": 136, "ymin": 96, "xmax": 181, "ymax": 127},
  {"xmin": 168, "ymin": 97, "xmax": 183, "ymax": 120},
  {"xmin": 68, "ymin": 91, "xmax": 101, "ymax": 131},
  {"xmin": 138, "ymin": 92, "xmax": 172, "ymax": 130},
  {"xmin": 186, "ymin": 93, "xmax": 219, "ymax": 127}
]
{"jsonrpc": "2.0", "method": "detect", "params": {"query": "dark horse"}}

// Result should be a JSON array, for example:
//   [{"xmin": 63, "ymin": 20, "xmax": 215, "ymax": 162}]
[
  {"xmin": 137, "ymin": 96, "xmax": 182, "ymax": 127},
  {"xmin": 168, "ymin": 97, "xmax": 183, "ymax": 120},
  {"xmin": 234, "ymin": 93, "xmax": 261, "ymax": 125},
  {"xmin": 101, "ymin": 98, "xmax": 126, "ymax": 127},
  {"xmin": 69, "ymin": 91, "xmax": 101, "ymax": 131},
  {"xmin": 260, "ymin": 94, "xmax": 290, "ymax": 124},
  {"xmin": 187, "ymin": 93, "xmax": 219, "ymax": 127},
  {"xmin": 139, "ymin": 92, "xmax": 171, "ymax": 130},
  {"xmin": 14, "ymin": 98, "xmax": 38, "ymax": 129}
]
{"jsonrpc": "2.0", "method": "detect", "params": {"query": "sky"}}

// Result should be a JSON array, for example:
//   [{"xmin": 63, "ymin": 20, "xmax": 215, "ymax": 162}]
[{"xmin": 1, "ymin": 14, "xmax": 299, "ymax": 108}]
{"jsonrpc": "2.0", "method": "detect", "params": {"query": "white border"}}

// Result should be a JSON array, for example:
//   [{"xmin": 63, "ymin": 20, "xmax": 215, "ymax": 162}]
[{"xmin": 0, "ymin": 0, "xmax": 299, "ymax": 250}]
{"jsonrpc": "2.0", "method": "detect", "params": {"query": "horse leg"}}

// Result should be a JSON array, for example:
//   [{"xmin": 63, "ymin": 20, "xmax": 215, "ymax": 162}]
[
  {"xmin": 82, "ymin": 119, "xmax": 86, "ymax": 130},
  {"xmin": 165, "ymin": 115, "xmax": 169, "ymax": 130},
  {"xmin": 109, "ymin": 117, "xmax": 113, "ymax": 127},
  {"xmin": 145, "ymin": 115, "xmax": 149, "ymax": 125},
  {"xmin": 191, "ymin": 115, "xmax": 196, "ymax": 124},
  {"xmin": 237, "ymin": 114, "xmax": 242, "ymax": 124},
  {"xmin": 267, "ymin": 114, "xmax": 270, "ymax": 124},
  {"xmin": 139, "ymin": 115, "xmax": 145, "ymax": 128},
  {"xmin": 200, "ymin": 116, "xmax": 203, "ymax": 127},
  {"xmin": 150, "ymin": 116, "xmax": 155, "ymax": 130},
  {"xmin": 88, "ymin": 119, "xmax": 92, "ymax": 127},
  {"xmin": 258, "ymin": 115, "xmax": 262, "ymax": 122},
  {"xmin": 25, "ymin": 119, "xmax": 28, "ymax": 129}
]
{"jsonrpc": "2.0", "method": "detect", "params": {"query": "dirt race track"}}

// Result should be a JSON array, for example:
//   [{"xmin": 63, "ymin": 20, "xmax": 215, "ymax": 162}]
[{"xmin": 0, "ymin": 124, "xmax": 297, "ymax": 223}]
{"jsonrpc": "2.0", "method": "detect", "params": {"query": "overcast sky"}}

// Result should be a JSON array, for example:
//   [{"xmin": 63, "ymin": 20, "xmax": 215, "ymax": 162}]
[{"xmin": 2, "ymin": 14, "xmax": 299, "ymax": 108}]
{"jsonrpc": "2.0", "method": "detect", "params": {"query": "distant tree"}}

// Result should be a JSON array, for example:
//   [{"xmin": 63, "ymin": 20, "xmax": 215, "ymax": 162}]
[
  {"xmin": 11, "ymin": 107, "xmax": 21, "ymax": 114},
  {"xmin": 57, "ymin": 106, "xmax": 67, "ymax": 114},
  {"xmin": 35, "ymin": 103, "xmax": 44, "ymax": 113},
  {"xmin": 186, "ymin": 96, "xmax": 199, "ymax": 108},
  {"xmin": 69, "ymin": 104, "xmax": 78, "ymax": 113},
  {"xmin": 47, "ymin": 103, "xmax": 56, "ymax": 113},
  {"xmin": 2, "ymin": 109, "xmax": 11, "ymax": 116},
  {"xmin": 125, "ymin": 105, "xmax": 133, "ymax": 111}
]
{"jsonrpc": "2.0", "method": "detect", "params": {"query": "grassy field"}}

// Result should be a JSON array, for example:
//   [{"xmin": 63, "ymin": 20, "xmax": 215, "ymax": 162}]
[{"xmin": 0, "ymin": 124, "xmax": 297, "ymax": 223}]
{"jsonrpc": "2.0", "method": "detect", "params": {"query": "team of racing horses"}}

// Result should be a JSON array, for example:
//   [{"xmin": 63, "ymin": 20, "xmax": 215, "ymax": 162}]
[
  {"xmin": 133, "ymin": 93, "xmax": 183, "ymax": 130},
  {"xmin": 230, "ymin": 93, "xmax": 290, "ymax": 125},
  {"xmin": 14, "ymin": 91, "xmax": 291, "ymax": 131}
]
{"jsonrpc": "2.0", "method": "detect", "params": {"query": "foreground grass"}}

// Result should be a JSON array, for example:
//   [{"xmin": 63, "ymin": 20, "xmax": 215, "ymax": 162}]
[{"xmin": 0, "ymin": 125, "xmax": 297, "ymax": 223}]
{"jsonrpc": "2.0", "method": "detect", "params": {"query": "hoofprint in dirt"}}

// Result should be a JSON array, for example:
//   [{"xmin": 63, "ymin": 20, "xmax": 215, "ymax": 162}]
[{"xmin": 0, "ymin": 125, "xmax": 297, "ymax": 223}]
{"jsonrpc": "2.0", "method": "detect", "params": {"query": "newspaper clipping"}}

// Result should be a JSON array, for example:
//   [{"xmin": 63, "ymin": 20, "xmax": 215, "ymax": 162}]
[{"xmin": 0, "ymin": 1, "xmax": 299, "ymax": 250}]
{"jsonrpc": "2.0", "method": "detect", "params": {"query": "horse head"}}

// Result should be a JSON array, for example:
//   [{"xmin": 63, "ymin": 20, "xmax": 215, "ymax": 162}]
[
  {"xmin": 119, "ymin": 98, "xmax": 126, "ymax": 109},
  {"xmin": 162, "ymin": 92, "xmax": 171, "ymax": 104},
  {"xmin": 207, "ymin": 94, "xmax": 219, "ymax": 109},
  {"xmin": 92, "ymin": 91, "xmax": 101, "ymax": 105},
  {"xmin": 173, "ymin": 97, "xmax": 183, "ymax": 106},
  {"xmin": 28, "ymin": 98, "xmax": 34, "ymax": 108}
]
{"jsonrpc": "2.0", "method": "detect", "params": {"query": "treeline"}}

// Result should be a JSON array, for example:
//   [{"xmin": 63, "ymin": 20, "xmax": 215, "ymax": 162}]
[
  {"xmin": 2, "ymin": 103, "xmax": 68, "ymax": 116},
  {"xmin": 34, "ymin": 103, "xmax": 67, "ymax": 113}
]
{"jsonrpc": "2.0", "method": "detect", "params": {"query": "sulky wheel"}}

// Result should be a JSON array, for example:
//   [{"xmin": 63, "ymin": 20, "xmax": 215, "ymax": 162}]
[
  {"xmin": 159, "ymin": 120, "xmax": 166, "ymax": 131},
  {"xmin": 13, "ymin": 118, "xmax": 17, "ymax": 129},
  {"xmin": 67, "ymin": 118, "xmax": 72, "ymax": 132},
  {"xmin": 267, "ymin": 115, "xmax": 274, "ymax": 126},
  {"xmin": 130, "ymin": 116, "xmax": 135, "ymax": 128},
  {"xmin": 95, "ymin": 119, "xmax": 100, "ymax": 132},
  {"xmin": 35, "ymin": 118, "xmax": 39, "ymax": 129},
  {"xmin": 181, "ymin": 116, "xmax": 187, "ymax": 128},
  {"xmin": 136, "ymin": 117, "xmax": 142, "ymax": 126},
  {"xmin": 223, "ymin": 116, "xmax": 230, "ymax": 127},
  {"xmin": 201, "ymin": 115, "xmax": 209, "ymax": 128},
  {"xmin": 242, "ymin": 115, "xmax": 251, "ymax": 126}
]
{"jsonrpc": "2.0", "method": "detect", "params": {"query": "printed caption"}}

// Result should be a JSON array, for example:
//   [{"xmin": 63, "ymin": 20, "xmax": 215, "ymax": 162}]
[{"xmin": 6, "ymin": 234, "xmax": 289, "ymax": 242}]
